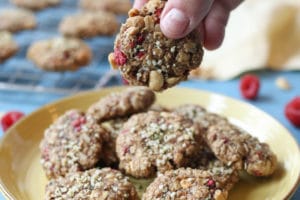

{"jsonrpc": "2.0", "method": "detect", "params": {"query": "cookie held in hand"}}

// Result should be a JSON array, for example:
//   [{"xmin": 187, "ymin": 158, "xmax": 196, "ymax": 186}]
[{"xmin": 109, "ymin": 0, "xmax": 203, "ymax": 91}]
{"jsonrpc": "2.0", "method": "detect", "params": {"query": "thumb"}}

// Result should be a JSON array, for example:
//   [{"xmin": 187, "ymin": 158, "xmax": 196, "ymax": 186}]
[{"xmin": 160, "ymin": 0, "xmax": 214, "ymax": 39}]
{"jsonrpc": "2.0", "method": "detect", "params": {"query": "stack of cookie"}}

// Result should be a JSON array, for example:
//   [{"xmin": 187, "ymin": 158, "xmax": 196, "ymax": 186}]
[{"xmin": 40, "ymin": 86, "xmax": 278, "ymax": 199}]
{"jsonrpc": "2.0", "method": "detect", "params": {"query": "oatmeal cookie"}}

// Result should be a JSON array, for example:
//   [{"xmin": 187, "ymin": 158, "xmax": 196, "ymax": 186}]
[
  {"xmin": 99, "ymin": 118, "xmax": 128, "ymax": 166},
  {"xmin": 116, "ymin": 111, "xmax": 203, "ymax": 178},
  {"xmin": 175, "ymin": 104, "xmax": 277, "ymax": 177},
  {"xmin": 206, "ymin": 122, "xmax": 277, "ymax": 176},
  {"xmin": 87, "ymin": 87, "xmax": 155, "ymax": 122},
  {"xmin": 0, "ymin": 31, "xmax": 18, "ymax": 63},
  {"xmin": 0, "ymin": 9, "xmax": 36, "ymax": 33},
  {"xmin": 243, "ymin": 133, "xmax": 277, "ymax": 177},
  {"xmin": 59, "ymin": 11, "xmax": 119, "ymax": 38},
  {"xmin": 109, "ymin": 0, "xmax": 203, "ymax": 91},
  {"xmin": 79, "ymin": 0, "xmax": 132, "ymax": 15},
  {"xmin": 40, "ymin": 110, "xmax": 104, "ymax": 179},
  {"xmin": 27, "ymin": 37, "xmax": 92, "ymax": 71},
  {"xmin": 142, "ymin": 168, "xmax": 229, "ymax": 200},
  {"xmin": 45, "ymin": 168, "xmax": 139, "ymax": 200},
  {"xmin": 10, "ymin": 0, "xmax": 60, "ymax": 10}
]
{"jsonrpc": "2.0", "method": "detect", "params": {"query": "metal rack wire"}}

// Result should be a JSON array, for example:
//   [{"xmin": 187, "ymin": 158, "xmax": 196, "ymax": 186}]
[
  {"xmin": 0, "ymin": 0, "xmax": 125, "ymax": 94},
  {"xmin": 0, "ymin": 69, "xmax": 121, "ymax": 94}
]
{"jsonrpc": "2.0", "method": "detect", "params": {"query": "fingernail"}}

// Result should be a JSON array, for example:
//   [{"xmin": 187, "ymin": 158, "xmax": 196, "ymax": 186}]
[{"xmin": 161, "ymin": 8, "xmax": 190, "ymax": 38}]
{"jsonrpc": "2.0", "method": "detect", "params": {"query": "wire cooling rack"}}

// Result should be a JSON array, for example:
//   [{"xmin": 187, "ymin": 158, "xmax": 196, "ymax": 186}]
[{"xmin": 0, "ymin": 0, "xmax": 125, "ymax": 94}]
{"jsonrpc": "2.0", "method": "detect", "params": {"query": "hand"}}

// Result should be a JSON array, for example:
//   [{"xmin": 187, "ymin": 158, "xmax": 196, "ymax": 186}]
[{"xmin": 134, "ymin": 0, "xmax": 242, "ymax": 50}]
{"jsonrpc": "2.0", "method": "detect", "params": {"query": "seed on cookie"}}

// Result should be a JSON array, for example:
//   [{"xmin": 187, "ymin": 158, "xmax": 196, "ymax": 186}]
[
  {"xmin": 0, "ymin": 31, "xmax": 18, "ymax": 63},
  {"xmin": 10, "ymin": 0, "xmax": 60, "ymax": 10},
  {"xmin": 79, "ymin": 0, "xmax": 132, "ymax": 15},
  {"xmin": 87, "ymin": 87, "xmax": 155, "ymax": 122},
  {"xmin": 174, "ymin": 104, "xmax": 228, "ymax": 130},
  {"xmin": 27, "ymin": 37, "xmax": 92, "ymax": 71},
  {"xmin": 40, "ymin": 110, "xmax": 105, "ymax": 179},
  {"xmin": 0, "ymin": 9, "xmax": 36, "ymax": 33},
  {"xmin": 109, "ymin": 0, "xmax": 203, "ymax": 91},
  {"xmin": 142, "ymin": 168, "xmax": 229, "ymax": 200},
  {"xmin": 116, "ymin": 111, "xmax": 204, "ymax": 178},
  {"xmin": 59, "ymin": 11, "xmax": 119, "ymax": 38},
  {"xmin": 45, "ymin": 168, "xmax": 139, "ymax": 200}
]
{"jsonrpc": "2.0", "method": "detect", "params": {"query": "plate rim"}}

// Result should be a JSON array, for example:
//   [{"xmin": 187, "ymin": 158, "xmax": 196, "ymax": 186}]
[{"xmin": 0, "ymin": 86, "xmax": 299, "ymax": 200}]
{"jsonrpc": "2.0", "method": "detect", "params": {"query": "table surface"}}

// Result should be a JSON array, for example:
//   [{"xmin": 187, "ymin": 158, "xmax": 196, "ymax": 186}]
[{"xmin": 0, "ymin": 0, "xmax": 299, "ymax": 199}]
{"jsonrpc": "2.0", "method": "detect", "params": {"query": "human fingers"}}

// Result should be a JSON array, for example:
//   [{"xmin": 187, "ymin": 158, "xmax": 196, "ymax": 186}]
[
  {"xmin": 160, "ymin": 0, "xmax": 214, "ymax": 39},
  {"xmin": 203, "ymin": 0, "xmax": 243, "ymax": 50}
]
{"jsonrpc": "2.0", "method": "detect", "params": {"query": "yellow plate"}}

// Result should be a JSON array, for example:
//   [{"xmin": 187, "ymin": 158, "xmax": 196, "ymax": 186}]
[{"xmin": 0, "ymin": 87, "xmax": 299, "ymax": 200}]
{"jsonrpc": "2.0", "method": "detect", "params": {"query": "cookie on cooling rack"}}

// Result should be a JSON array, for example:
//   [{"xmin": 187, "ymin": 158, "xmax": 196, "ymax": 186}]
[
  {"xmin": 142, "ymin": 168, "xmax": 230, "ymax": 200},
  {"xmin": 0, "ymin": 31, "xmax": 18, "ymax": 63},
  {"xmin": 10, "ymin": 0, "xmax": 60, "ymax": 10},
  {"xmin": 59, "ymin": 11, "xmax": 119, "ymax": 38},
  {"xmin": 116, "ymin": 111, "xmax": 203, "ymax": 178},
  {"xmin": 87, "ymin": 87, "xmax": 155, "ymax": 122},
  {"xmin": 0, "ymin": 9, "xmax": 36, "ymax": 33},
  {"xmin": 40, "ymin": 110, "xmax": 105, "ymax": 179},
  {"xmin": 79, "ymin": 0, "xmax": 132, "ymax": 15},
  {"xmin": 27, "ymin": 37, "xmax": 92, "ymax": 71},
  {"xmin": 45, "ymin": 168, "xmax": 139, "ymax": 200},
  {"xmin": 108, "ymin": 0, "xmax": 203, "ymax": 91}
]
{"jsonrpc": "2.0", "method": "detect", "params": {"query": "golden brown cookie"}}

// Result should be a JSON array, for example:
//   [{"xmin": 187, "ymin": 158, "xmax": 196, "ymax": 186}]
[
  {"xmin": 79, "ymin": 0, "xmax": 132, "ymax": 15},
  {"xmin": 116, "ymin": 111, "xmax": 203, "ymax": 178},
  {"xmin": 0, "ymin": 31, "xmax": 18, "ymax": 63},
  {"xmin": 143, "ymin": 168, "xmax": 229, "ymax": 200},
  {"xmin": 10, "ymin": 0, "xmax": 60, "ymax": 10},
  {"xmin": 206, "ymin": 122, "xmax": 277, "ymax": 177},
  {"xmin": 59, "ymin": 12, "xmax": 119, "ymax": 38},
  {"xmin": 175, "ymin": 104, "xmax": 277, "ymax": 177},
  {"xmin": 27, "ymin": 37, "xmax": 92, "ymax": 71},
  {"xmin": 87, "ymin": 87, "xmax": 155, "ymax": 122},
  {"xmin": 0, "ymin": 9, "xmax": 36, "ymax": 33},
  {"xmin": 40, "ymin": 110, "xmax": 105, "ymax": 179},
  {"xmin": 109, "ymin": 0, "xmax": 203, "ymax": 91},
  {"xmin": 45, "ymin": 168, "xmax": 139, "ymax": 200}
]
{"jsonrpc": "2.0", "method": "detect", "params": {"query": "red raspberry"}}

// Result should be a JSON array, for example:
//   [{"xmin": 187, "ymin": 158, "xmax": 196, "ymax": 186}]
[
  {"xmin": 136, "ymin": 51, "xmax": 145, "ymax": 59},
  {"xmin": 206, "ymin": 179, "xmax": 215, "ymax": 188},
  {"xmin": 239, "ymin": 74, "xmax": 260, "ymax": 100},
  {"xmin": 114, "ymin": 48, "xmax": 127, "ymax": 66},
  {"xmin": 136, "ymin": 35, "xmax": 145, "ymax": 44},
  {"xmin": 285, "ymin": 97, "xmax": 300, "ymax": 127},
  {"xmin": 1, "ymin": 111, "xmax": 25, "ymax": 132}
]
